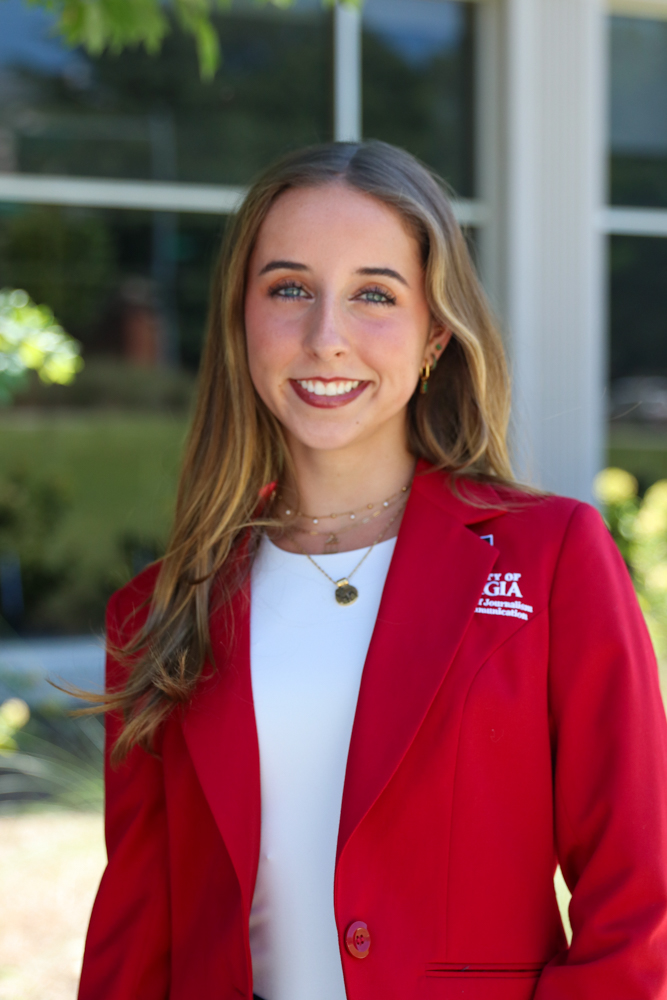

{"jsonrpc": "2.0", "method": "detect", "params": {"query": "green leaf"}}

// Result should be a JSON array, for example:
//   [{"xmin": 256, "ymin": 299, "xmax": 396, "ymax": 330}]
[
  {"xmin": 48, "ymin": 0, "xmax": 169, "ymax": 58},
  {"xmin": 193, "ymin": 18, "xmax": 221, "ymax": 80},
  {"xmin": 21, "ymin": 0, "xmax": 361, "ymax": 79},
  {"xmin": 174, "ymin": 0, "xmax": 221, "ymax": 79}
]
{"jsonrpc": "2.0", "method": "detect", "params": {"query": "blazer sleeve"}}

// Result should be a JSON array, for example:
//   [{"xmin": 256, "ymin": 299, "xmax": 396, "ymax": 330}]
[
  {"xmin": 78, "ymin": 590, "xmax": 171, "ymax": 1000},
  {"xmin": 535, "ymin": 502, "xmax": 667, "ymax": 999}
]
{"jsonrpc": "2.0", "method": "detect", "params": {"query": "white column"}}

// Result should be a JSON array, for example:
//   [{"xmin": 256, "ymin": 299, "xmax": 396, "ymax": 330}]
[
  {"xmin": 334, "ymin": 2, "xmax": 362, "ymax": 142},
  {"xmin": 478, "ymin": 0, "xmax": 607, "ymax": 501}
]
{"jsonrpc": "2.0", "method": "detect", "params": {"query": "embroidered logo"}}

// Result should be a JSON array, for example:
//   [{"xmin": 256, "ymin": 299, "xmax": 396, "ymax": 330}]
[{"xmin": 475, "ymin": 573, "xmax": 534, "ymax": 622}]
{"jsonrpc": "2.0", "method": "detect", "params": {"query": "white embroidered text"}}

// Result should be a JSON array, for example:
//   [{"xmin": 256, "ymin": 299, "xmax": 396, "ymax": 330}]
[{"xmin": 475, "ymin": 573, "xmax": 533, "ymax": 622}]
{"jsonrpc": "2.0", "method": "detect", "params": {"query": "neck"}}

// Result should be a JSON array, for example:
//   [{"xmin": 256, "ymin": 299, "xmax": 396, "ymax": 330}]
[{"xmin": 282, "ymin": 435, "xmax": 416, "ymax": 518}]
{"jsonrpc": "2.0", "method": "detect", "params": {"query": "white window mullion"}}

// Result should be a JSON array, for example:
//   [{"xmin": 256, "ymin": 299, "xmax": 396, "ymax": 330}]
[
  {"xmin": 601, "ymin": 206, "xmax": 667, "ymax": 236},
  {"xmin": 334, "ymin": 2, "xmax": 362, "ymax": 142}
]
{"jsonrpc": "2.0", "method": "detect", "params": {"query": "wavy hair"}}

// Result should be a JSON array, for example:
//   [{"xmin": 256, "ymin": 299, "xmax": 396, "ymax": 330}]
[{"xmin": 96, "ymin": 140, "xmax": 515, "ymax": 762}]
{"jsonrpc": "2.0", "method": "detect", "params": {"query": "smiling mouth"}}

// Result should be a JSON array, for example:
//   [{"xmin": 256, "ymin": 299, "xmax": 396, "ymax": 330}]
[{"xmin": 290, "ymin": 377, "xmax": 369, "ymax": 408}]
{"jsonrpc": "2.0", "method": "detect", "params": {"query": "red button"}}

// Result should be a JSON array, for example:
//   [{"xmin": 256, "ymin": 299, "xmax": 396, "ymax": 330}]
[{"xmin": 345, "ymin": 920, "xmax": 371, "ymax": 959}]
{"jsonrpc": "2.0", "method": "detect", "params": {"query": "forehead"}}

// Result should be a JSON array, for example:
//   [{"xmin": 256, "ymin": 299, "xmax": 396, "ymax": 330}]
[{"xmin": 250, "ymin": 182, "xmax": 422, "ymax": 271}]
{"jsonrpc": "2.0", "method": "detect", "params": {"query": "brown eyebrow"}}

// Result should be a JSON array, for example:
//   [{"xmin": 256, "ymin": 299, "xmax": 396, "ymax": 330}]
[
  {"xmin": 258, "ymin": 260, "xmax": 309, "ymax": 276},
  {"xmin": 356, "ymin": 266, "xmax": 408, "ymax": 287}
]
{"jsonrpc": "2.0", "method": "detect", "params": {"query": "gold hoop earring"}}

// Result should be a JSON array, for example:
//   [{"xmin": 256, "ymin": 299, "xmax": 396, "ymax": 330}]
[{"xmin": 419, "ymin": 361, "xmax": 431, "ymax": 394}]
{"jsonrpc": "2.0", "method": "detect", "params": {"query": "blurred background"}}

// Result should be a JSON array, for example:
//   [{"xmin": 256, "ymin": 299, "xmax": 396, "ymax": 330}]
[{"xmin": 0, "ymin": 0, "xmax": 666, "ymax": 996}]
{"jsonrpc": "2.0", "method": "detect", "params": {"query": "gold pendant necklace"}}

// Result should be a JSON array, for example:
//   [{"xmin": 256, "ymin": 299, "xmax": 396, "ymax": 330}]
[{"xmin": 289, "ymin": 500, "xmax": 406, "ymax": 605}]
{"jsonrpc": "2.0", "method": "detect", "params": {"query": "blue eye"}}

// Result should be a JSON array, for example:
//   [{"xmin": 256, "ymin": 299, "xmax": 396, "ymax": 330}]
[
  {"xmin": 358, "ymin": 287, "xmax": 396, "ymax": 305},
  {"xmin": 270, "ymin": 282, "xmax": 308, "ymax": 299}
]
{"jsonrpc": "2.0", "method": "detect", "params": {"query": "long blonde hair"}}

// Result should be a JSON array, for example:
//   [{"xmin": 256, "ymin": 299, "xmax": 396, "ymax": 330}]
[{"xmin": 104, "ymin": 140, "xmax": 514, "ymax": 761}]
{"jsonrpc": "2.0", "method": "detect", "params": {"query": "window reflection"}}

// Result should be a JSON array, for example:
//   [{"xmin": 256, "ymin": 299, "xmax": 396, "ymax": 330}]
[
  {"xmin": 0, "ymin": 0, "xmax": 332, "ymax": 185},
  {"xmin": 362, "ymin": 0, "xmax": 475, "ymax": 197},
  {"xmin": 0, "ymin": 203, "xmax": 223, "ymax": 369},
  {"xmin": 610, "ymin": 16, "xmax": 667, "ymax": 208},
  {"xmin": 610, "ymin": 235, "xmax": 667, "ymax": 380}
]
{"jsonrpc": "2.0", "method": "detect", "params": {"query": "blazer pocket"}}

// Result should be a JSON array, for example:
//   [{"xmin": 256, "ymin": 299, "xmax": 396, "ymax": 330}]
[{"xmin": 419, "ymin": 963, "xmax": 543, "ymax": 1000}]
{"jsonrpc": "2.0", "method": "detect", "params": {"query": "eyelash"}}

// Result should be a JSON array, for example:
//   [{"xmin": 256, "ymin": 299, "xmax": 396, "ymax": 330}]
[
  {"xmin": 268, "ymin": 280, "xmax": 397, "ymax": 305},
  {"xmin": 358, "ymin": 285, "xmax": 396, "ymax": 305},
  {"xmin": 269, "ymin": 280, "xmax": 309, "ymax": 300}
]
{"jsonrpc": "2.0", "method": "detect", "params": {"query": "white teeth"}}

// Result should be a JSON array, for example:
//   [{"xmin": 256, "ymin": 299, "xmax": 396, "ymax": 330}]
[{"xmin": 297, "ymin": 379, "xmax": 361, "ymax": 396}]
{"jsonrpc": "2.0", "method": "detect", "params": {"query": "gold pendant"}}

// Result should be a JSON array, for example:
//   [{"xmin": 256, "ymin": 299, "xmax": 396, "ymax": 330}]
[{"xmin": 335, "ymin": 579, "xmax": 358, "ymax": 606}]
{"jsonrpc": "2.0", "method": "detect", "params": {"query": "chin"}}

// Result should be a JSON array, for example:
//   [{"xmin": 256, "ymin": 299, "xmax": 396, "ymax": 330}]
[
  {"xmin": 282, "ymin": 414, "xmax": 368, "ymax": 452},
  {"xmin": 290, "ymin": 430, "xmax": 365, "ymax": 453}
]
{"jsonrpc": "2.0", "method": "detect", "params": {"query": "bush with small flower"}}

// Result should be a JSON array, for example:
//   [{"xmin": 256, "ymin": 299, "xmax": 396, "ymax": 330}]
[
  {"xmin": 0, "ymin": 697, "xmax": 30, "ymax": 755},
  {"xmin": 594, "ymin": 468, "xmax": 667, "ymax": 660}
]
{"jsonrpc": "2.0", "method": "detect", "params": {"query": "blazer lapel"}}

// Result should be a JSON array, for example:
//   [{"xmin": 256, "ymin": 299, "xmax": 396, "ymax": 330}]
[
  {"xmin": 336, "ymin": 469, "xmax": 504, "ymax": 863},
  {"xmin": 181, "ymin": 583, "xmax": 261, "ymax": 916}
]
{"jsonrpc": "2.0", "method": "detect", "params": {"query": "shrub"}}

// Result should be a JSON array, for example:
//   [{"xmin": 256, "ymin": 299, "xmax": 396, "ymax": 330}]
[{"xmin": 595, "ymin": 467, "xmax": 667, "ymax": 659}]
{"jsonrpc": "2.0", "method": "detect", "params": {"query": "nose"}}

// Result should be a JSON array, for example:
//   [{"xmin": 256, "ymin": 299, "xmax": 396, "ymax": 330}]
[{"xmin": 302, "ymin": 292, "xmax": 349, "ymax": 361}]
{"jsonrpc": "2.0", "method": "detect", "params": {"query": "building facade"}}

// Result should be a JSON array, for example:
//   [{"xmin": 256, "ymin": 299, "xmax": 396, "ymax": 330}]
[{"xmin": 0, "ymin": 0, "xmax": 666, "ymax": 500}]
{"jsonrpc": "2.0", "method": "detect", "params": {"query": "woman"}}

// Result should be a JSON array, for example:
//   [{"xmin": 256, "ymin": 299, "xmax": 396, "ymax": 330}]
[{"xmin": 78, "ymin": 141, "xmax": 667, "ymax": 1000}]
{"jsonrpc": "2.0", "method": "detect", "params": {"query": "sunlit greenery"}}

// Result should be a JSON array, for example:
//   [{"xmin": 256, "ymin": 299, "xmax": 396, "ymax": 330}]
[
  {"xmin": 0, "ymin": 289, "xmax": 83, "ymax": 403},
  {"xmin": 0, "ymin": 697, "xmax": 30, "ymax": 755},
  {"xmin": 595, "ymin": 467, "xmax": 667, "ymax": 659},
  {"xmin": 0, "ymin": 697, "xmax": 104, "ymax": 809},
  {"xmin": 24, "ymin": 0, "xmax": 359, "ymax": 80},
  {"xmin": 0, "ymin": 411, "xmax": 185, "ymax": 633}
]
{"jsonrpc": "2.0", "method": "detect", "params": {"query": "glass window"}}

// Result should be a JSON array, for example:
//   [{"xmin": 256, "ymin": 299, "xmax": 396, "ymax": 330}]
[
  {"xmin": 362, "ymin": 0, "xmax": 476, "ymax": 197},
  {"xmin": 0, "ymin": 202, "xmax": 223, "ymax": 369},
  {"xmin": 609, "ymin": 235, "xmax": 667, "ymax": 380},
  {"xmin": 610, "ymin": 16, "xmax": 667, "ymax": 208},
  {"xmin": 0, "ymin": 0, "xmax": 332, "ymax": 185}
]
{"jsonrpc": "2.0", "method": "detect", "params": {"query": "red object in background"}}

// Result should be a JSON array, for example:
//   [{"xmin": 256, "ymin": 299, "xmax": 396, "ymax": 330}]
[
  {"xmin": 122, "ymin": 303, "xmax": 162, "ymax": 366},
  {"xmin": 78, "ymin": 467, "xmax": 667, "ymax": 1000},
  {"xmin": 120, "ymin": 278, "xmax": 163, "ymax": 366},
  {"xmin": 95, "ymin": 277, "xmax": 165, "ymax": 365}
]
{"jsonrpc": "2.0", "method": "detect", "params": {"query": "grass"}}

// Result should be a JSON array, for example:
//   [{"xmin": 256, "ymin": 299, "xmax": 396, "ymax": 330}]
[
  {"xmin": 0, "ymin": 410, "xmax": 189, "ymax": 631},
  {"xmin": 608, "ymin": 423, "xmax": 667, "ymax": 493},
  {"xmin": 0, "ymin": 410, "xmax": 188, "ymax": 565}
]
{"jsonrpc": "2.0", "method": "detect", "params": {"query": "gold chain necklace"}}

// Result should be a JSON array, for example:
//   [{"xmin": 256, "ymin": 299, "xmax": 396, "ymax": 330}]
[
  {"xmin": 294, "ymin": 493, "xmax": 405, "ymax": 551},
  {"xmin": 279, "ymin": 483, "xmax": 409, "ymax": 526},
  {"xmin": 288, "ymin": 501, "xmax": 406, "ymax": 606}
]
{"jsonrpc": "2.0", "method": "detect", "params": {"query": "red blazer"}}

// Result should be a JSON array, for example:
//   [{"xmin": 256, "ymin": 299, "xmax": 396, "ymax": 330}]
[{"xmin": 79, "ymin": 467, "xmax": 667, "ymax": 1000}]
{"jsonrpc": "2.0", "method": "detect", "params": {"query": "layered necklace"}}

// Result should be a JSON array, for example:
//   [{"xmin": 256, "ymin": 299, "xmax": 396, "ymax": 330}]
[
  {"xmin": 278, "ymin": 482, "xmax": 411, "ymax": 606},
  {"xmin": 277, "ymin": 483, "xmax": 409, "ymax": 551}
]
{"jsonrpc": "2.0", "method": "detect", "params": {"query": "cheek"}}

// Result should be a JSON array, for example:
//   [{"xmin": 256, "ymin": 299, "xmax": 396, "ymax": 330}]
[
  {"xmin": 244, "ymin": 296, "xmax": 293, "ymax": 389},
  {"xmin": 244, "ymin": 294, "xmax": 269, "ymax": 359},
  {"xmin": 361, "ymin": 317, "xmax": 426, "ymax": 382}
]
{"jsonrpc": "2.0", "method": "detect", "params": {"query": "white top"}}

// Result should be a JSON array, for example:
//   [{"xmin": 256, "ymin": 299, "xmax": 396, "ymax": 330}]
[{"xmin": 249, "ymin": 534, "xmax": 397, "ymax": 1000}]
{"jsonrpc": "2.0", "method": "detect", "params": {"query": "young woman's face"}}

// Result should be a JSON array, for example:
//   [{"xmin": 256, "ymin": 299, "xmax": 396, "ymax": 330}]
[{"xmin": 244, "ymin": 182, "xmax": 448, "ymax": 457}]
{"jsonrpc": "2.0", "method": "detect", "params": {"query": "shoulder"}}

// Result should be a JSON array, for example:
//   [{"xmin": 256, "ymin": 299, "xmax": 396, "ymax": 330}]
[
  {"xmin": 495, "ymin": 488, "xmax": 609, "ymax": 555},
  {"xmin": 480, "ymin": 485, "xmax": 610, "ymax": 563},
  {"xmin": 493, "ymin": 488, "xmax": 596, "ymax": 544},
  {"xmin": 439, "ymin": 474, "xmax": 618, "ymax": 594},
  {"xmin": 476, "ymin": 489, "xmax": 625, "ymax": 617},
  {"xmin": 420, "ymin": 467, "xmax": 595, "ymax": 546}
]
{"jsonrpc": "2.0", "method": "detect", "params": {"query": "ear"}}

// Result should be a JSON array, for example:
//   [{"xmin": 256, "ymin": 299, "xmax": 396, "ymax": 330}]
[{"xmin": 424, "ymin": 326, "xmax": 453, "ymax": 367}]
